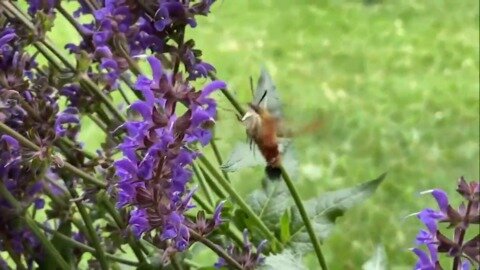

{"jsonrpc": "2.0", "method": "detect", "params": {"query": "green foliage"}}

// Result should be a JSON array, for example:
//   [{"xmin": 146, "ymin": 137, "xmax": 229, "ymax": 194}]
[
  {"xmin": 288, "ymin": 173, "xmax": 386, "ymax": 254},
  {"xmin": 50, "ymin": 0, "xmax": 479, "ymax": 267},
  {"xmin": 189, "ymin": 1, "xmax": 479, "ymax": 267},
  {"xmin": 362, "ymin": 245, "xmax": 388, "ymax": 270},
  {"xmin": 261, "ymin": 249, "xmax": 307, "ymax": 270},
  {"xmin": 247, "ymin": 181, "xmax": 292, "ymax": 232}
]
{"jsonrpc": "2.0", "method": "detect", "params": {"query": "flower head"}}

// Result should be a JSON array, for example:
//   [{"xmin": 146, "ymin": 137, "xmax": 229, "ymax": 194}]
[
  {"xmin": 214, "ymin": 230, "xmax": 267, "ymax": 270},
  {"xmin": 115, "ymin": 56, "xmax": 225, "ymax": 253},
  {"xmin": 411, "ymin": 178, "xmax": 480, "ymax": 269}
]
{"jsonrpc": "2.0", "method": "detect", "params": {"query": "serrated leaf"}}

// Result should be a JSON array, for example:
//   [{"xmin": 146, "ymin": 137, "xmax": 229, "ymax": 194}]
[
  {"xmin": 362, "ymin": 245, "xmax": 387, "ymax": 270},
  {"xmin": 261, "ymin": 249, "xmax": 307, "ymax": 270},
  {"xmin": 247, "ymin": 181, "xmax": 292, "ymax": 231},
  {"xmin": 288, "ymin": 173, "xmax": 387, "ymax": 254}
]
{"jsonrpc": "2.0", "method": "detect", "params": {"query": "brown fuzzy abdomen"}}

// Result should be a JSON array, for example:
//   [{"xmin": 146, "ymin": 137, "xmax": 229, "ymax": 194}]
[{"xmin": 254, "ymin": 115, "xmax": 280, "ymax": 167}]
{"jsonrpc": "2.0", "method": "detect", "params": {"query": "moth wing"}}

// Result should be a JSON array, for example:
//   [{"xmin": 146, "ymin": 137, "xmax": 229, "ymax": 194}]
[
  {"xmin": 253, "ymin": 67, "xmax": 283, "ymax": 119},
  {"xmin": 221, "ymin": 142, "xmax": 266, "ymax": 172}
]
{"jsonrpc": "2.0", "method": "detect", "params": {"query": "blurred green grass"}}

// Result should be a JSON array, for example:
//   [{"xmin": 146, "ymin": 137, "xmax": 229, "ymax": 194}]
[
  {"xmin": 191, "ymin": 1, "xmax": 479, "ymax": 268},
  {"xmin": 50, "ymin": 0, "xmax": 479, "ymax": 269}
]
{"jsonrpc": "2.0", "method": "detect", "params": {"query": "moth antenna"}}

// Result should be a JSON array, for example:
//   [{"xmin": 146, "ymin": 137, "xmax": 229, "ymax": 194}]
[{"xmin": 257, "ymin": 90, "xmax": 268, "ymax": 106}]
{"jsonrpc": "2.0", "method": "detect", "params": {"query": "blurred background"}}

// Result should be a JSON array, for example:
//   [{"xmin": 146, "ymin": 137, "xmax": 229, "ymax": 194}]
[
  {"xmin": 189, "ymin": 0, "xmax": 479, "ymax": 268},
  {"xmin": 52, "ymin": 0, "xmax": 479, "ymax": 269}
]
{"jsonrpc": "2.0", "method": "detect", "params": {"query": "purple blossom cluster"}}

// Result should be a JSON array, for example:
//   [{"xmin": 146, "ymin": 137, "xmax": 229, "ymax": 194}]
[
  {"xmin": 27, "ymin": 0, "xmax": 58, "ymax": 15},
  {"xmin": 115, "ymin": 55, "xmax": 225, "ymax": 254},
  {"xmin": 0, "ymin": 135, "xmax": 44, "ymax": 266},
  {"xmin": 66, "ymin": 0, "xmax": 217, "ymax": 93},
  {"xmin": 215, "ymin": 230, "xmax": 267, "ymax": 270},
  {"xmin": 412, "ymin": 177, "xmax": 479, "ymax": 270}
]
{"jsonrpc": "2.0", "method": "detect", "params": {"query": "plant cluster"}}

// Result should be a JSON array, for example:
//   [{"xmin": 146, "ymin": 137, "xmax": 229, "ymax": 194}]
[{"xmin": 0, "ymin": 1, "xmax": 477, "ymax": 270}]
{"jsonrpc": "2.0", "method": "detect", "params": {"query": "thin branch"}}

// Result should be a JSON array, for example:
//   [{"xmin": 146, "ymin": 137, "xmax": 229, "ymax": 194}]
[
  {"xmin": 189, "ymin": 229, "xmax": 243, "ymax": 270},
  {"xmin": 280, "ymin": 166, "xmax": 328, "ymax": 270}
]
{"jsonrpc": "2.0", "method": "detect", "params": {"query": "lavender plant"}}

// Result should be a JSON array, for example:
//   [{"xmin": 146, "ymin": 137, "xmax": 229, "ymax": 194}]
[
  {"xmin": 2, "ymin": 1, "xmax": 472, "ymax": 270},
  {"xmin": 412, "ymin": 177, "xmax": 479, "ymax": 270}
]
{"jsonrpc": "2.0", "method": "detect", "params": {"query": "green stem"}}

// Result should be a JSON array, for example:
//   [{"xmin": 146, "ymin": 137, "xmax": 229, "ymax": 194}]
[
  {"xmin": 189, "ymin": 229, "xmax": 243, "ymax": 270},
  {"xmin": 210, "ymin": 135, "xmax": 230, "ymax": 182},
  {"xmin": 68, "ymin": 188, "xmax": 109, "ymax": 270},
  {"xmin": 0, "ymin": 116, "xmax": 106, "ymax": 189},
  {"xmin": 0, "ymin": 122, "xmax": 39, "ymax": 150},
  {"xmin": 59, "ymin": 137, "xmax": 96, "ymax": 160},
  {"xmin": 5, "ymin": 243, "xmax": 27, "ymax": 270},
  {"xmin": 198, "ymin": 155, "xmax": 283, "ymax": 249},
  {"xmin": 170, "ymin": 256, "xmax": 183, "ymax": 270},
  {"xmin": 199, "ymin": 166, "xmax": 227, "ymax": 199},
  {"xmin": 192, "ymin": 162, "xmax": 215, "ymax": 206},
  {"xmin": 0, "ymin": 182, "xmax": 70, "ymax": 270},
  {"xmin": 192, "ymin": 193, "xmax": 213, "ymax": 213},
  {"xmin": 36, "ymin": 222, "xmax": 140, "ymax": 266},
  {"xmin": 1, "ymin": 1, "xmax": 127, "ymax": 123},
  {"xmin": 208, "ymin": 72, "xmax": 245, "ymax": 115},
  {"xmin": 63, "ymin": 162, "xmax": 106, "ymax": 187},
  {"xmin": 280, "ymin": 166, "xmax": 328, "ymax": 270},
  {"xmin": 56, "ymin": 4, "xmax": 88, "ymax": 39},
  {"xmin": 79, "ymin": 74, "xmax": 127, "ymax": 122},
  {"xmin": 99, "ymin": 192, "xmax": 147, "ymax": 263}
]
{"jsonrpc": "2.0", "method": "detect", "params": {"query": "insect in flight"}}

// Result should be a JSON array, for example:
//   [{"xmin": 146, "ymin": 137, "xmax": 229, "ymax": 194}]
[{"xmin": 241, "ymin": 68, "xmax": 287, "ymax": 179}]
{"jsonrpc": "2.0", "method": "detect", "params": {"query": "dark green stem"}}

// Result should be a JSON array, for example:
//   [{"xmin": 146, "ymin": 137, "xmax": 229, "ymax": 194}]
[
  {"xmin": 198, "ymin": 155, "xmax": 283, "ymax": 249},
  {"xmin": 192, "ymin": 162, "xmax": 215, "ymax": 206},
  {"xmin": 1, "ymin": 1, "xmax": 127, "ymax": 123},
  {"xmin": 208, "ymin": 72, "xmax": 245, "ymax": 115},
  {"xmin": 0, "ymin": 182, "xmax": 70, "ymax": 270},
  {"xmin": 99, "ymin": 192, "xmax": 147, "ymax": 263},
  {"xmin": 0, "ymin": 122, "xmax": 106, "ymax": 188},
  {"xmin": 199, "ymin": 166, "xmax": 227, "ymax": 199},
  {"xmin": 68, "ymin": 188, "xmax": 109, "ymax": 270},
  {"xmin": 189, "ymin": 229, "xmax": 243, "ymax": 270},
  {"xmin": 37, "ymin": 222, "xmax": 140, "ymax": 266},
  {"xmin": 280, "ymin": 166, "xmax": 328, "ymax": 270},
  {"xmin": 210, "ymin": 135, "xmax": 231, "ymax": 182},
  {"xmin": 5, "ymin": 243, "xmax": 27, "ymax": 270}
]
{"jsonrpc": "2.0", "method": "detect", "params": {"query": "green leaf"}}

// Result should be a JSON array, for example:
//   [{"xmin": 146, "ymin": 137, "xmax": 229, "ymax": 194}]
[
  {"xmin": 247, "ymin": 181, "xmax": 292, "ymax": 231},
  {"xmin": 261, "ymin": 249, "xmax": 307, "ymax": 270},
  {"xmin": 288, "ymin": 173, "xmax": 387, "ymax": 253},
  {"xmin": 362, "ymin": 245, "xmax": 387, "ymax": 270},
  {"xmin": 280, "ymin": 209, "xmax": 291, "ymax": 243}
]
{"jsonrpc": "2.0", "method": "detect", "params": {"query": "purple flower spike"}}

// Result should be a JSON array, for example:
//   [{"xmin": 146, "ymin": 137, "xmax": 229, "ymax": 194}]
[
  {"xmin": 412, "ymin": 178, "xmax": 480, "ymax": 269},
  {"xmin": 411, "ymin": 246, "xmax": 438, "ymax": 270},
  {"xmin": 115, "ymin": 56, "xmax": 225, "ymax": 254},
  {"xmin": 431, "ymin": 190, "xmax": 449, "ymax": 213},
  {"xmin": 214, "ymin": 230, "xmax": 267, "ymax": 270}
]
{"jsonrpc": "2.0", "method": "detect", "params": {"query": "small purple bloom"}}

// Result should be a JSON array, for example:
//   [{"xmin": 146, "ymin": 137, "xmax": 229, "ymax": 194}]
[{"xmin": 215, "ymin": 230, "xmax": 267, "ymax": 269}]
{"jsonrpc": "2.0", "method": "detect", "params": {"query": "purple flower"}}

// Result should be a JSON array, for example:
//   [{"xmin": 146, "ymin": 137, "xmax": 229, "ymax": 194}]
[
  {"xmin": 115, "ymin": 56, "xmax": 225, "ymax": 253},
  {"xmin": 55, "ymin": 107, "xmax": 80, "ymax": 138},
  {"xmin": 27, "ymin": 0, "xmax": 58, "ymax": 15},
  {"xmin": 412, "ymin": 178, "xmax": 480, "ymax": 269},
  {"xmin": 214, "ymin": 230, "xmax": 267, "ymax": 270},
  {"xmin": 0, "ymin": 136, "xmax": 44, "ymax": 264},
  {"xmin": 411, "ymin": 245, "xmax": 439, "ymax": 270}
]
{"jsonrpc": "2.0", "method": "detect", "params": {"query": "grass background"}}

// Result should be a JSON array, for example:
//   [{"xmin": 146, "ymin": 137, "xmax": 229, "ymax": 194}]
[
  {"xmin": 47, "ymin": 0, "xmax": 478, "ymax": 269},
  {"xmin": 189, "ymin": 0, "xmax": 479, "ymax": 268}
]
